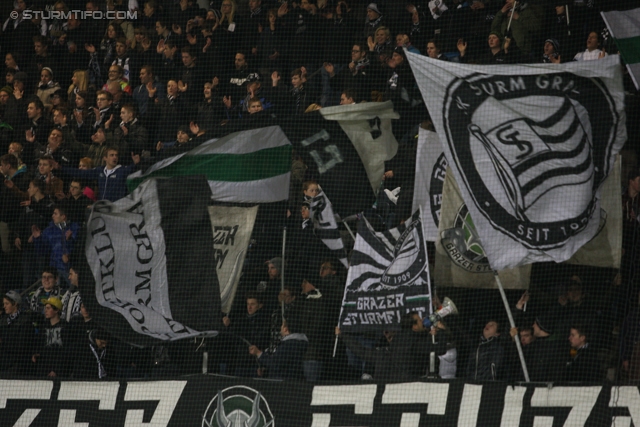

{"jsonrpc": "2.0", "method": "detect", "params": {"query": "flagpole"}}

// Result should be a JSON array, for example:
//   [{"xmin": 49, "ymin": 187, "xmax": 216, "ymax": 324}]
[
  {"xmin": 343, "ymin": 220, "xmax": 357, "ymax": 242},
  {"xmin": 281, "ymin": 226, "xmax": 286, "ymax": 318},
  {"xmin": 494, "ymin": 271, "xmax": 530, "ymax": 382},
  {"xmin": 565, "ymin": 5, "xmax": 571, "ymax": 36},
  {"xmin": 506, "ymin": 1, "xmax": 517, "ymax": 34}
]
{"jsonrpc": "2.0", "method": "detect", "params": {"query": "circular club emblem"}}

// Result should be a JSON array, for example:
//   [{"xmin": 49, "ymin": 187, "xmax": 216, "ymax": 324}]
[
  {"xmin": 442, "ymin": 72, "xmax": 620, "ymax": 250},
  {"xmin": 202, "ymin": 386, "xmax": 275, "ymax": 427},
  {"xmin": 379, "ymin": 218, "xmax": 428, "ymax": 288}
]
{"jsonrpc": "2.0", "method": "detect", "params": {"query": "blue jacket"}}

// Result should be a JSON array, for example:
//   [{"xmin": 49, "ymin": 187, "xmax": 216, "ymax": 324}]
[
  {"xmin": 34, "ymin": 221, "xmax": 79, "ymax": 272},
  {"xmin": 63, "ymin": 163, "xmax": 138, "ymax": 202}
]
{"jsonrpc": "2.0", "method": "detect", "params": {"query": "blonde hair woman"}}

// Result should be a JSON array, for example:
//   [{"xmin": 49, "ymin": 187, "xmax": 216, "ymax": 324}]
[{"xmin": 67, "ymin": 70, "xmax": 88, "ymax": 104}]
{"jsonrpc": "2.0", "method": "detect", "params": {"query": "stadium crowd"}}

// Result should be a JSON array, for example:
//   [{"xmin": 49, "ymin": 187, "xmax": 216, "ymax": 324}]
[{"xmin": 1, "ymin": 0, "xmax": 640, "ymax": 383}]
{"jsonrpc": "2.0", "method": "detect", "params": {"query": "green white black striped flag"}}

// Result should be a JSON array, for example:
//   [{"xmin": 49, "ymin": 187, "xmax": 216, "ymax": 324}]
[
  {"xmin": 127, "ymin": 126, "xmax": 291, "ymax": 203},
  {"xmin": 602, "ymin": 8, "xmax": 640, "ymax": 90}
]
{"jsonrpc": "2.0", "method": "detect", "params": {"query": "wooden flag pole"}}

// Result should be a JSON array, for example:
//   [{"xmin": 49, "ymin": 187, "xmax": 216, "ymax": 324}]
[{"xmin": 494, "ymin": 271, "xmax": 530, "ymax": 382}]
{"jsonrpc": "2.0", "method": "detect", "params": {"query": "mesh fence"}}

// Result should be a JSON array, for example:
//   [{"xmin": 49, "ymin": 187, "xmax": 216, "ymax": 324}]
[{"xmin": 0, "ymin": 0, "xmax": 640, "ymax": 426}]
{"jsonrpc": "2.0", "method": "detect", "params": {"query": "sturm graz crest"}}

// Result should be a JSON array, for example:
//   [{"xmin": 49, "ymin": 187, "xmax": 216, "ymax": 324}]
[
  {"xmin": 202, "ymin": 386, "xmax": 274, "ymax": 427},
  {"xmin": 441, "ymin": 204, "xmax": 492, "ymax": 273},
  {"xmin": 443, "ymin": 72, "xmax": 620, "ymax": 250}
]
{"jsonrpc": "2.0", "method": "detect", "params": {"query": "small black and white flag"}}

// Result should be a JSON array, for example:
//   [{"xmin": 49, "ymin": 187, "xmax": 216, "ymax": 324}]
[
  {"xmin": 338, "ymin": 210, "xmax": 432, "ymax": 332},
  {"xmin": 309, "ymin": 190, "xmax": 348, "ymax": 268},
  {"xmin": 80, "ymin": 176, "xmax": 220, "ymax": 347},
  {"xmin": 406, "ymin": 53, "xmax": 627, "ymax": 270}
]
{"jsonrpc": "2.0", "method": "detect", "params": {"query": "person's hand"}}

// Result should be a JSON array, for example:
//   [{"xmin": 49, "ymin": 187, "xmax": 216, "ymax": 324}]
[
  {"xmin": 248, "ymin": 345, "xmax": 262, "ymax": 357},
  {"xmin": 178, "ymin": 81, "xmax": 188, "ymax": 92},
  {"xmin": 212, "ymin": 76, "xmax": 219, "ymax": 88},
  {"xmin": 172, "ymin": 24, "xmax": 182, "ymax": 34},
  {"xmin": 25, "ymin": 129, "xmax": 35, "ymax": 143},
  {"xmin": 222, "ymin": 316, "xmax": 231, "ymax": 327},
  {"xmin": 65, "ymin": 229, "xmax": 73, "ymax": 240},
  {"xmin": 14, "ymin": 237, "xmax": 21, "ymax": 250},
  {"xmin": 334, "ymin": 327, "xmax": 341, "ymax": 336},
  {"xmin": 367, "ymin": 36, "xmax": 375, "ymax": 51},
  {"xmin": 120, "ymin": 124, "xmax": 129, "ymax": 135},
  {"xmin": 257, "ymin": 367, "xmax": 265, "ymax": 377},
  {"xmin": 85, "ymin": 43, "xmax": 96, "ymax": 53},
  {"xmin": 32, "ymin": 354, "xmax": 40, "ymax": 363},
  {"xmin": 187, "ymin": 33, "xmax": 197, "ymax": 45},
  {"xmin": 471, "ymin": 1, "xmax": 485, "ymax": 10},
  {"xmin": 56, "ymin": 114, "xmax": 68, "ymax": 126},
  {"xmin": 20, "ymin": 199, "xmax": 31, "ymax": 207},
  {"xmin": 555, "ymin": 5, "xmax": 565, "ymax": 15},
  {"xmin": 4, "ymin": 179, "xmax": 14, "ymax": 189},
  {"xmin": 268, "ymin": 51, "xmax": 279, "ymax": 60},
  {"xmin": 599, "ymin": 48, "xmax": 606, "ymax": 59},
  {"xmin": 550, "ymin": 54, "xmax": 561, "ymax": 64},
  {"xmin": 324, "ymin": 62, "xmax": 335, "ymax": 77},
  {"xmin": 156, "ymin": 38, "xmax": 165, "ymax": 54},
  {"xmin": 271, "ymin": 71, "xmax": 280, "ymax": 87},
  {"xmin": 13, "ymin": 85, "xmax": 23, "ymax": 100},
  {"xmin": 510, "ymin": 327, "xmax": 518, "ymax": 339},
  {"xmin": 104, "ymin": 114, "xmax": 114, "ymax": 129},
  {"xmin": 252, "ymin": 47, "xmax": 258, "ymax": 55},
  {"xmin": 223, "ymin": 96, "xmax": 232, "ymax": 109},
  {"xmin": 146, "ymin": 81, "xmax": 157, "ymax": 98},
  {"xmin": 203, "ymin": 37, "xmax": 212, "ymax": 53},
  {"xmin": 31, "ymin": 225, "xmax": 41, "ymax": 239},
  {"xmin": 382, "ymin": 170, "xmax": 394, "ymax": 180},
  {"xmin": 156, "ymin": 141, "xmax": 163, "ymax": 151},
  {"xmin": 516, "ymin": 291, "xmax": 529, "ymax": 310},
  {"xmin": 47, "ymin": 371, "xmax": 57, "ymax": 377},
  {"xmin": 502, "ymin": 0, "xmax": 515, "ymax": 13},
  {"xmin": 131, "ymin": 152, "xmax": 141, "ymax": 164},
  {"xmin": 300, "ymin": 66, "xmax": 307, "ymax": 78},
  {"xmin": 55, "ymin": 191, "xmax": 65, "ymax": 200},
  {"xmin": 92, "ymin": 106, "xmax": 101, "ymax": 119},
  {"xmin": 457, "ymin": 39, "xmax": 467, "ymax": 55},
  {"xmin": 190, "ymin": 121, "xmax": 200, "ymax": 135},
  {"xmin": 503, "ymin": 37, "xmax": 511, "ymax": 53},
  {"xmin": 623, "ymin": 360, "xmax": 630, "ymax": 371},
  {"xmin": 278, "ymin": 2, "xmax": 288, "ymax": 17},
  {"xmin": 62, "ymin": 254, "xmax": 69, "ymax": 264}
]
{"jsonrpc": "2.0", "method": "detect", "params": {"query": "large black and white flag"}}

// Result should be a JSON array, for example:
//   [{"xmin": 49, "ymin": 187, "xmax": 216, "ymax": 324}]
[
  {"xmin": 406, "ymin": 53, "xmax": 627, "ymax": 270},
  {"xmin": 81, "ymin": 176, "xmax": 220, "ymax": 347},
  {"xmin": 208, "ymin": 205, "xmax": 258, "ymax": 314},
  {"xmin": 412, "ymin": 128, "xmax": 448, "ymax": 241},
  {"xmin": 338, "ymin": 210, "xmax": 432, "ymax": 332},
  {"xmin": 310, "ymin": 191, "xmax": 348, "ymax": 268}
]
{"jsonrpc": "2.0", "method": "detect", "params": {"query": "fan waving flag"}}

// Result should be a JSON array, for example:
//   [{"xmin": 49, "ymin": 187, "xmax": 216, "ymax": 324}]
[
  {"xmin": 127, "ymin": 126, "xmax": 291, "ymax": 203},
  {"xmin": 310, "ymin": 190, "xmax": 348, "ymax": 268},
  {"xmin": 80, "ymin": 176, "xmax": 220, "ymax": 347},
  {"xmin": 406, "ymin": 53, "xmax": 627, "ymax": 270},
  {"xmin": 338, "ymin": 210, "xmax": 432, "ymax": 332},
  {"xmin": 601, "ymin": 8, "xmax": 640, "ymax": 90}
]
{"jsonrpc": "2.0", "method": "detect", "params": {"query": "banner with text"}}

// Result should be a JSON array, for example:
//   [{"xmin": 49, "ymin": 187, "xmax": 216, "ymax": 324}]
[
  {"xmin": 338, "ymin": 210, "xmax": 432, "ymax": 332},
  {"xmin": 0, "ymin": 377, "xmax": 638, "ymax": 427}
]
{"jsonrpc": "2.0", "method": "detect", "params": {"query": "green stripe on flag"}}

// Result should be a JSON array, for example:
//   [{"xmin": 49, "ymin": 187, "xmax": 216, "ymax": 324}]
[
  {"xmin": 615, "ymin": 36, "xmax": 640, "ymax": 64},
  {"xmin": 128, "ymin": 144, "xmax": 291, "ymax": 191}
]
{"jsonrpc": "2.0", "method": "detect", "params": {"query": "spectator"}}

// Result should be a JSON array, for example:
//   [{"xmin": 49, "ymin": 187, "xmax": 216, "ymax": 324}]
[
  {"xmin": 70, "ymin": 327, "xmax": 114, "ymax": 379},
  {"xmin": 36, "ymin": 155, "xmax": 64, "ymax": 200},
  {"xmin": 222, "ymin": 293, "xmax": 271, "ymax": 377},
  {"xmin": 67, "ymin": 70, "xmax": 88, "ymax": 105},
  {"xmin": 61, "ymin": 267, "xmax": 82, "ymax": 322},
  {"xmin": 36, "ymin": 67, "xmax": 61, "ymax": 111},
  {"xmin": 527, "ymin": 315, "xmax": 567, "ymax": 382},
  {"xmin": 564, "ymin": 323, "xmax": 602, "ymax": 382},
  {"xmin": 1, "ymin": 153, "xmax": 31, "ymax": 254},
  {"xmin": 64, "ymin": 180, "xmax": 91, "ymax": 223},
  {"xmin": 32, "ymin": 205, "xmax": 79, "ymax": 283},
  {"xmin": 573, "ymin": 31, "xmax": 607, "ymax": 61},
  {"xmin": 29, "ymin": 267, "xmax": 63, "ymax": 314},
  {"xmin": 249, "ymin": 313, "xmax": 308, "ymax": 380},
  {"xmin": 111, "ymin": 104, "xmax": 149, "ymax": 155},
  {"xmin": 14, "ymin": 179, "xmax": 55, "ymax": 286},
  {"xmin": 337, "ymin": 312, "xmax": 447, "ymax": 382},
  {"xmin": 31, "ymin": 296, "xmax": 69, "ymax": 377},
  {"xmin": 149, "ymin": 79, "xmax": 190, "ymax": 145},
  {"xmin": 0, "ymin": 290, "xmax": 34, "ymax": 375},
  {"xmin": 540, "ymin": 38, "xmax": 561, "ymax": 64},
  {"xmin": 363, "ymin": 3, "xmax": 386, "ymax": 39},
  {"xmin": 24, "ymin": 99, "xmax": 53, "ymax": 164},
  {"xmin": 465, "ymin": 319, "xmax": 505, "ymax": 381},
  {"xmin": 426, "ymin": 39, "xmax": 448, "ymax": 61},
  {"xmin": 58, "ymin": 146, "xmax": 140, "ymax": 202}
]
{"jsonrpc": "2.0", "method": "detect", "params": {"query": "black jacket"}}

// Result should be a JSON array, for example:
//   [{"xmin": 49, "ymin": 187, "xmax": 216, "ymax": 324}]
[
  {"xmin": 466, "ymin": 335, "xmax": 505, "ymax": 381},
  {"xmin": 564, "ymin": 344, "xmax": 602, "ymax": 382}
]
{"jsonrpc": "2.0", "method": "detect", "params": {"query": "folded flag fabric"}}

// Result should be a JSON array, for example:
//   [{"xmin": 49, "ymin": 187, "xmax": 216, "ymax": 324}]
[{"xmin": 601, "ymin": 8, "xmax": 640, "ymax": 90}]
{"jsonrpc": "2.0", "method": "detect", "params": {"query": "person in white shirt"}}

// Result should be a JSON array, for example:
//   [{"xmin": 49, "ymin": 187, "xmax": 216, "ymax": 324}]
[{"xmin": 574, "ymin": 31, "xmax": 607, "ymax": 61}]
